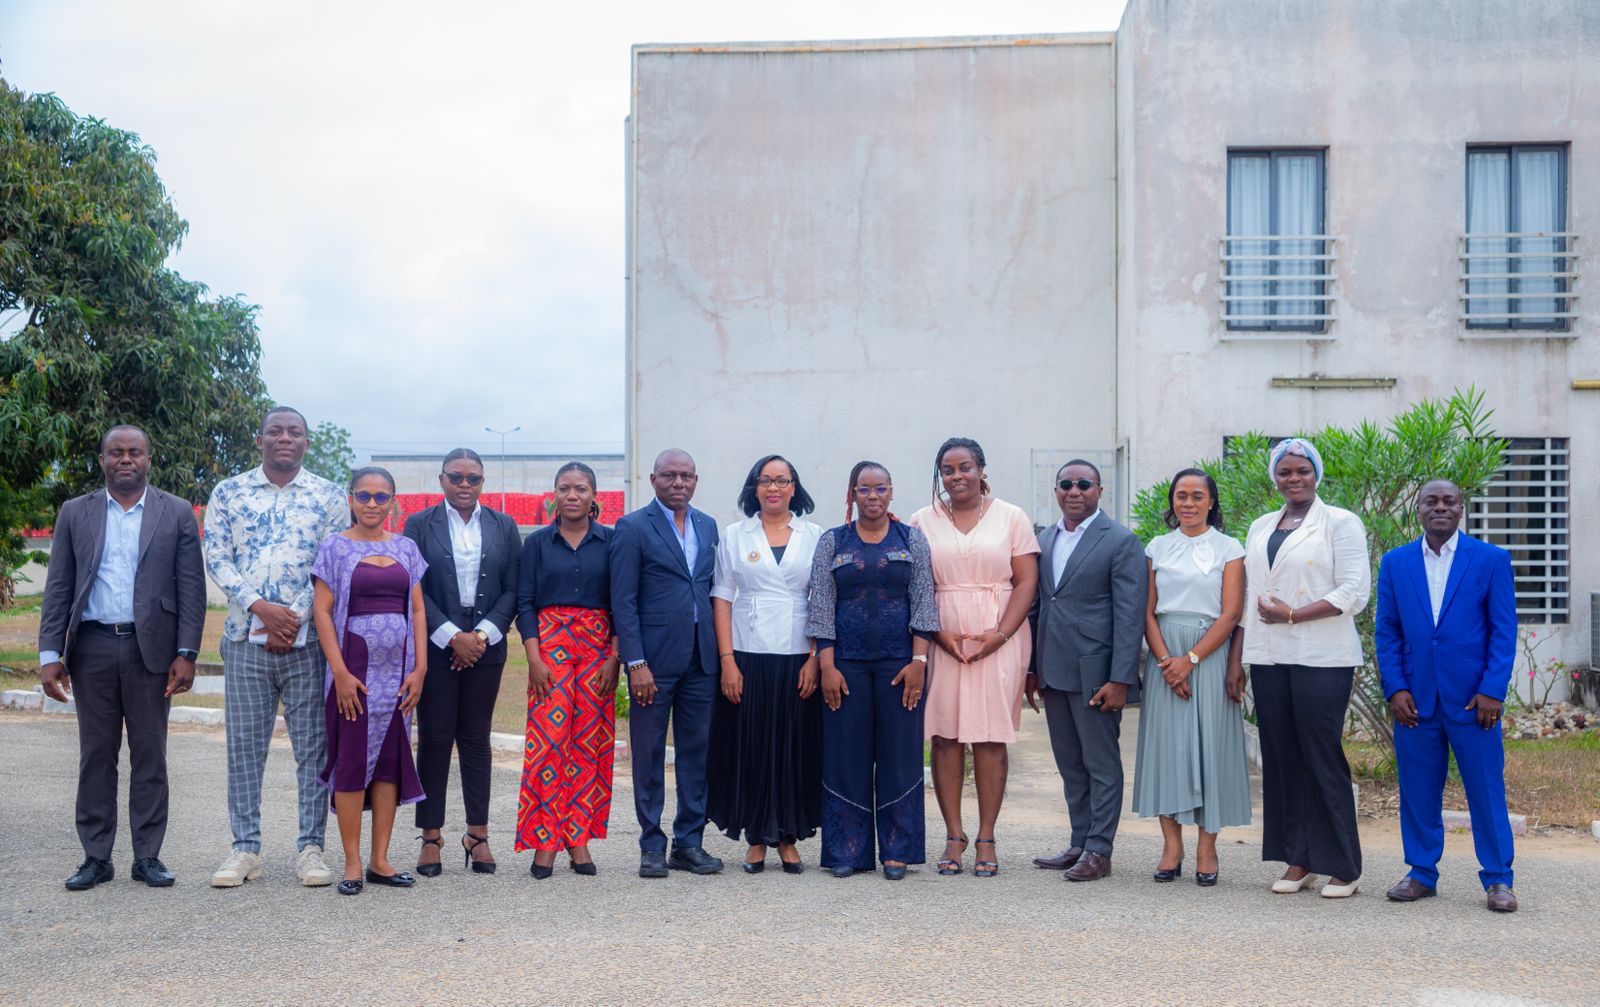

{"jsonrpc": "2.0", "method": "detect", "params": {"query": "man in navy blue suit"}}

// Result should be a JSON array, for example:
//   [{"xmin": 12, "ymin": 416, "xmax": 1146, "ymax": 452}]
[
  {"xmin": 1376, "ymin": 479, "xmax": 1519, "ymax": 913},
  {"xmin": 610, "ymin": 449, "xmax": 724, "ymax": 878}
]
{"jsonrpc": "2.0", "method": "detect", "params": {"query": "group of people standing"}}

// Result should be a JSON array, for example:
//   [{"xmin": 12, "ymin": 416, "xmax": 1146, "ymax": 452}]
[{"xmin": 38, "ymin": 410, "xmax": 1521, "ymax": 913}]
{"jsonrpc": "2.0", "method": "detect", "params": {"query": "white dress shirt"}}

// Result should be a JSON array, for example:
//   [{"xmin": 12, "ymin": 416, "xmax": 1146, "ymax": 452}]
[
  {"xmin": 39, "ymin": 489, "xmax": 146, "ymax": 666},
  {"xmin": 711, "ymin": 515, "xmax": 822, "ymax": 654},
  {"xmin": 429, "ymin": 504, "xmax": 504, "ymax": 649},
  {"xmin": 1050, "ymin": 508, "xmax": 1101, "ymax": 589},
  {"xmin": 1421, "ymin": 529, "xmax": 1459, "ymax": 625}
]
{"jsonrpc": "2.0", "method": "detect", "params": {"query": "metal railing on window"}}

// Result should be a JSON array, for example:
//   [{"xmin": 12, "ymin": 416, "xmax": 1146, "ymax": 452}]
[
  {"xmin": 1220, "ymin": 235, "xmax": 1338, "ymax": 335},
  {"xmin": 1459, "ymin": 232, "xmax": 1579, "ymax": 330},
  {"xmin": 1470, "ymin": 437, "xmax": 1570, "ymax": 623}
]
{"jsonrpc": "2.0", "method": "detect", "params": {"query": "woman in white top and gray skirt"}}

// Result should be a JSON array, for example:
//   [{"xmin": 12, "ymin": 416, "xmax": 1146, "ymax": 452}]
[{"xmin": 1132, "ymin": 469, "xmax": 1250, "ymax": 887}]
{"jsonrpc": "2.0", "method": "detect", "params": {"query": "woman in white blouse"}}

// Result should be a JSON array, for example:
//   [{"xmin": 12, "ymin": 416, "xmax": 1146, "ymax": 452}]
[
  {"xmin": 1131, "ymin": 469, "xmax": 1250, "ymax": 888},
  {"xmin": 1242, "ymin": 438, "xmax": 1371, "ymax": 899},
  {"xmin": 706, "ymin": 455, "xmax": 824, "ymax": 874}
]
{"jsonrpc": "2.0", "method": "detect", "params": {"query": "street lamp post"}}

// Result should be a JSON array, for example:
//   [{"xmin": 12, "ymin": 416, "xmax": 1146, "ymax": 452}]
[{"xmin": 484, "ymin": 425, "xmax": 521, "ymax": 514}]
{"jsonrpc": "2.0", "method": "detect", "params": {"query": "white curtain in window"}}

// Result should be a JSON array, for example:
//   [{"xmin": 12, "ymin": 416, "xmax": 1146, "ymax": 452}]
[
  {"xmin": 1227, "ymin": 155, "xmax": 1271, "ymax": 324},
  {"xmin": 1466, "ymin": 151, "xmax": 1511, "ymax": 320},
  {"xmin": 1515, "ymin": 149, "xmax": 1563, "ymax": 322},
  {"xmin": 1274, "ymin": 154, "xmax": 1323, "ymax": 321}
]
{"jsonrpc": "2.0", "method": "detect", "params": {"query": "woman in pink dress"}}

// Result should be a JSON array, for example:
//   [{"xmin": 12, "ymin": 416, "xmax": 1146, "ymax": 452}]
[{"xmin": 909, "ymin": 438, "xmax": 1040, "ymax": 878}]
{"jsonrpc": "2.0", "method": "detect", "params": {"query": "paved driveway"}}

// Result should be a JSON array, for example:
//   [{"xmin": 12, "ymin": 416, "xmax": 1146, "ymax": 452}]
[{"xmin": 2, "ymin": 711, "xmax": 1595, "ymax": 1006}]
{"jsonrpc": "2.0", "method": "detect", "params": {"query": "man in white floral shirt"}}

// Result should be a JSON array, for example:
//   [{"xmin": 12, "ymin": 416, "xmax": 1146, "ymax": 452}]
[{"xmin": 204, "ymin": 406, "xmax": 348, "ymax": 889}]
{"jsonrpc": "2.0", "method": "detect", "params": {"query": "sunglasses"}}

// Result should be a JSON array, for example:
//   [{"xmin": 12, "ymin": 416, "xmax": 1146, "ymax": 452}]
[
  {"xmin": 352, "ymin": 491, "xmax": 394, "ymax": 506},
  {"xmin": 444, "ymin": 472, "xmax": 484, "ymax": 487},
  {"xmin": 1058, "ymin": 479, "xmax": 1098, "ymax": 493}
]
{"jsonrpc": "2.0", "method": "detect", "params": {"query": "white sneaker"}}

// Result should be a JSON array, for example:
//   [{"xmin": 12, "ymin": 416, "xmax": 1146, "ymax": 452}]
[
  {"xmin": 211, "ymin": 849, "xmax": 263, "ymax": 888},
  {"xmin": 296, "ymin": 845, "xmax": 333, "ymax": 887}
]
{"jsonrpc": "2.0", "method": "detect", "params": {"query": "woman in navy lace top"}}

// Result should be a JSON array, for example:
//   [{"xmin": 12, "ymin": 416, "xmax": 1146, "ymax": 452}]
[{"xmin": 806, "ymin": 461, "xmax": 939, "ymax": 879}]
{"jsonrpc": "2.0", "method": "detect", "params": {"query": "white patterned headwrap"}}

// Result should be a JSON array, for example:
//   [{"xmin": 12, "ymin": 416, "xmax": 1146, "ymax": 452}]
[{"xmin": 1269, "ymin": 437, "xmax": 1324, "ymax": 484}]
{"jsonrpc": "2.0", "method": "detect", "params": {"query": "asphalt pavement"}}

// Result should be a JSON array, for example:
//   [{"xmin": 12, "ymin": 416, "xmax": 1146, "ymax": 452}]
[{"xmin": 1, "ymin": 710, "xmax": 1595, "ymax": 1007}]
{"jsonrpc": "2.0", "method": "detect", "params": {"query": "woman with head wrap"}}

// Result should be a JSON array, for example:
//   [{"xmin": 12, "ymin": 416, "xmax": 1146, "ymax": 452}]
[{"xmin": 1241, "ymin": 437, "xmax": 1371, "ymax": 899}]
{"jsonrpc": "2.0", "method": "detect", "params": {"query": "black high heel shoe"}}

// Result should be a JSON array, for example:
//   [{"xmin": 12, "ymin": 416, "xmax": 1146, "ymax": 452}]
[
  {"xmin": 530, "ymin": 854, "xmax": 554, "ymax": 880},
  {"xmin": 462, "ymin": 832, "xmax": 497, "ymax": 875},
  {"xmin": 882, "ymin": 862, "xmax": 908, "ymax": 880},
  {"xmin": 973, "ymin": 838, "xmax": 999, "ymax": 878},
  {"xmin": 1153, "ymin": 859, "xmax": 1184, "ymax": 882},
  {"xmin": 415, "ymin": 835, "xmax": 443, "ymax": 878},
  {"xmin": 1195, "ymin": 868, "xmax": 1219, "ymax": 887}
]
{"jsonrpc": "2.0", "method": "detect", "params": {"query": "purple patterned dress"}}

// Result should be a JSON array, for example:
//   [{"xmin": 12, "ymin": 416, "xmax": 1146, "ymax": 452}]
[{"xmin": 312, "ymin": 534, "xmax": 427, "ymax": 808}]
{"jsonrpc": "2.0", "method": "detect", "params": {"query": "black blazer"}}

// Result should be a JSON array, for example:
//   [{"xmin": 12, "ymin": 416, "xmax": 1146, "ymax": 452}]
[
  {"xmin": 402, "ymin": 503, "xmax": 521, "ymax": 662},
  {"xmin": 38, "ymin": 486, "xmax": 206, "ymax": 675}
]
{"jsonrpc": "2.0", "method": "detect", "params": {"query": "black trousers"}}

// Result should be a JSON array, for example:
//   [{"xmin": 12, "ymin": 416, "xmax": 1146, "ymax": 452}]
[
  {"xmin": 70, "ymin": 623, "xmax": 171, "ymax": 861},
  {"xmin": 1252, "ymin": 663, "xmax": 1362, "ymax": 881},
  {"xmin": 414, "ymin": 644, "xmax": 505, "ymax": 830}
]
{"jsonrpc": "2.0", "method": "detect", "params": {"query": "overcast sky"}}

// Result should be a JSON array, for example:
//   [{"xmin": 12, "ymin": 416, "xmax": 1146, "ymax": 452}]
[{"xmin": 1, "ymin": 0, "xmax": 1127, "ymax": 461}]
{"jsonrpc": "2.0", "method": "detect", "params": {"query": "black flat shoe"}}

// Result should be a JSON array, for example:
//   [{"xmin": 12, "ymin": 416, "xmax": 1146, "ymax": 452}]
[
  {"xmin": 131, "ymin": 857, "xmax": 175, "ymax": 888},
  {"xmin": 639, "ymin": 851, "xmax": 669, "ymax": 878},
  {"xmin": 1153, "ymin": 860, "xmax": 1184, "ymax": 882},
  {"xmin": 831, "ymin": 865, "xmax": 857, "ymax": 878},
  {"xmin": 882, "ymin": 863, "xmax": 908, "ymax": 880},
  {"xmin": 530, "ymin": 861, "xmax": 553, "ymax": 880},
  {"xmin": 416, "ymin": 835, "xmax": 443, "ymax": 878},
  {"xmin": 337, "ymin": 878, "xmax": 364, "ymax": 895},
  {"xmin": 667, "ymin": 846, "xmax": 725, "ymax": 875},
  {"xmin": 462, "ymin": 832, "xmax": 496, "ymax": 874},
  {"xmin": 1196, "ymin": 871, "xmax": 1219, "ymax": 887},
  {"xmin": 64, "ymin": 857, "xmax": 114, "ymax": 891},
  {"xmin": 780, "ymin": 860, "xmax": 804, "ymax": 875},
  {"xmin": 742, "ymin": 860, "xmax": 765, "ymax": 874},
  {"xmin": 364, "ymin": 869, "xmax": 415, "ymax": 888}
]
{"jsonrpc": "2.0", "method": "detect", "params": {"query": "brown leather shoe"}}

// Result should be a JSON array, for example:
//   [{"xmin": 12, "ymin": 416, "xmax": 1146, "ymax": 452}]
[
  {"xmin": 1385, "ymin": 877, "xmax": 1437, "ymax": 902},
  {"xmin": 1064, "ymin": 850, "xmax": 1111, "ymax": 881},
  {"xmin": 1486, "ymin": 884, "xmax": 1518, "ymax": 913},
  {"xmin": 1033, "ymin": 846, "xmax": 1085, "ymax": 870}
]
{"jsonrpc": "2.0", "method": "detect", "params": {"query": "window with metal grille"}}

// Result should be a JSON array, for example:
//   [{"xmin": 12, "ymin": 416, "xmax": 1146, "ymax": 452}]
[
  {"xmin": 1462, "ymin": 144, "xmax": 1574, "ymax": 331},
  {"xmin": 1224, "ymin": 149, "xmax": 1332, "ymax": 334},
  {"xmin": 1470, "ymin": 437, "xmax": 1569, "ymax": 623}
]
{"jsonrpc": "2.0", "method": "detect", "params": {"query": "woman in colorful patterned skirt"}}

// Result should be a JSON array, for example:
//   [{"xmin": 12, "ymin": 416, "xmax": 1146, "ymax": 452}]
[
  {"xmin": 514, "ymin": 462, "xmax": 620, "ymax": 878},
  {"xmin": 312, "ymin": 467, "xmax": 430, "ymax": 895}
]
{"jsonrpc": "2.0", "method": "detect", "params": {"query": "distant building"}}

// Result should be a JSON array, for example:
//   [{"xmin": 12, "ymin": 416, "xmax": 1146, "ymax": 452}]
[
  {"xmin": 625, "ymin": 0, "xmax": 1598, "ymax": 671},
  {"xmin": 370, "ymin": 453, "xmax": 626, "ymax": 529}
]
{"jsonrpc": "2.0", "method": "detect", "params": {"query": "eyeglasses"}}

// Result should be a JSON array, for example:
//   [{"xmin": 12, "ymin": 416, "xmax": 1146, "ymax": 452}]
[
  {"xmin": 352, "ymin": 491, "xmax": 393, "ymax": 506},
  {"xmin": 854, "ymin": 485, "xmax": 892, "ymax": 498},
  {"xmin": 756, "ymin": 476, "xmax": 793, "ymax": 488},
  {"xmin": 444, "ymin": 472, "xmax": 484, "ymax": 486},
  {"xmin": 1058, "ymin": 479, "xmax": 1098, "ymax": 493}
]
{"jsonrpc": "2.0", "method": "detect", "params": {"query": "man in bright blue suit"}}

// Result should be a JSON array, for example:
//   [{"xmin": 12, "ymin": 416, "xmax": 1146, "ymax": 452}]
[
  {"xmin": 1375, "ymin": 479, "xmax": 1519, "ymax": 913},
  {"xmin": 610, "ymin": 448, "xmax": 724, "ymax": 878}
]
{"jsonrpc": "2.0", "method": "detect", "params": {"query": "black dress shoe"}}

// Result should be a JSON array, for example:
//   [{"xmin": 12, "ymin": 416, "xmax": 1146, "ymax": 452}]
[
  {"xmin": 780, "ymin": 860, "xmax": 804, "ymax": 875},
  {"xmin": 364, "ymin": 869, "xmax": 415, "ymax": 888},
  {"xmin": 741, "ymin": 860, "xmax": 765, "ymax": 874},
  {"xmin": 530, "ymin": 861, "xmax": 553, "ymax": 880},
  {"xmin": 132, "ymin": 857, "xmax": 175, "ymax": 887},
  {"xmin": 415, "ymin": 835, "xmax": 443, "ymax": 878},
  {"xmin": 1195, "ymin": 871, "xmax": 1219, "ymax": 887},
  {"xmin": 1064, "ymin": 851, "xmax": 1112, "ymax": 882},
  {"xmin": 639, "ymin": 850, "xmax": 669, "ymax": 878},
  {"xmin": 1153, "ymin": 860, "xmax": 1183, "ymax": 882},
  {"xmin": 882, "ymin": 863, "xmax": 908, "ymax": 880},
  {"xmin": 65, "ymin": 858, "xmax": 114, "ymax": 891},
  {"xmin": 667, "ymin": 846, "xmax": 724, "ymax": 875},
  {"xmin": 570, "ymin": 860, "xmax": 598, "ymax": 877},
  {"xmin": 1386, "ymin": 877, "xmax": 1437, "ymax": 902},
  {"xmin": 1033, "ymin": 846, "xmax": 1085, "ymax": 870},
  {"xmin": 337, "ymin": 878, "xmax": 364, "ymax": 895},
  {"xmin": 830, "ymin": 865, "xmax": 857, "ymax": 878}
]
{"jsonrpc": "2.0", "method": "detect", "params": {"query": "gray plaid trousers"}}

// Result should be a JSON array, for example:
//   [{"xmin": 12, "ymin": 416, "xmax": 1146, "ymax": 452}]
[{"xmin": 221, "ymin": 636, "xmax": 328, "ymax": 852}]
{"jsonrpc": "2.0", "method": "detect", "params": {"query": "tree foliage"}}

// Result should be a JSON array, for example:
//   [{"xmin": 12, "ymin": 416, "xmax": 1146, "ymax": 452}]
[
  {"xmin": 303, "ymin": 421, "xmax": 356, "ymax": 487},
  {"xmin": 0, "ymin": 76, "xmax": 271, "ymax": 599},
  {"xmin": 1131, "ymin": 390, "xmax": 1508, "ymax": 759}
]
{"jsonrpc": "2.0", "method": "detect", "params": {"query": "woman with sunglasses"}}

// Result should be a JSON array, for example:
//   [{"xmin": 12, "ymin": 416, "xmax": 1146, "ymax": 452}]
[
  {"xmin": 513, "ymin": 461, "xmax": 619, "ymax": 878},
  {"xmin": 806, "ymin": 461, "xmax": 939, "ymax": 879},
  {"xmin": 311, "ymin": 467, "xmax": 429, "ymax": 894},
  {"xmin": 707, "ymin": 455, "xmax": 824, "ymax": 874},
  {"xmin": 402, "ymin": 448, "xmax": 522, "ymax": 877}
]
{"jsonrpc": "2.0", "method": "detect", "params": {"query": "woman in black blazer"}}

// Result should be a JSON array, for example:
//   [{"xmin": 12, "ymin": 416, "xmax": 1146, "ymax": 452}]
[{"xmin": 401, "ymin": 448, "xmax": 521, "ymax": 876}]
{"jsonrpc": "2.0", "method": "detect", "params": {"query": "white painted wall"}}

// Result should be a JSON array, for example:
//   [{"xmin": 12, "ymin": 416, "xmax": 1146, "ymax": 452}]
[
  {"xmin": 628, "ymin": 36, "xmax": 1118, "ymax": 529},
  {"xmin": 1117, "ymin": 0, "xmax": 1600, "ymax": 667}
]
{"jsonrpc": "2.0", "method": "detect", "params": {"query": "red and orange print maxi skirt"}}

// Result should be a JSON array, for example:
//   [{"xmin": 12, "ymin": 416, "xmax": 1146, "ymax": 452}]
[{"xmin": 515, "ymin": 606, "xmax": 616, "ymax": 852}]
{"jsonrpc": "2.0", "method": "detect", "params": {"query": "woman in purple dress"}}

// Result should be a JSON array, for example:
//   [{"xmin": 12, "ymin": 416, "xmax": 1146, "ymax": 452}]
[{"xmin": 312, "ymin": 467, "xmax": 429, "ymax": 895}]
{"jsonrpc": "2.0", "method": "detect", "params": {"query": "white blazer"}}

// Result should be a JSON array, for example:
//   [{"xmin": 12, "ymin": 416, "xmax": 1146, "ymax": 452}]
[
  {"xmin": 710, "ymin": 515, "xmax": 823, "ymax": 655},
  {"xmin": 1242, "ymin": 496, "xmax": 1371, "ymax": 667}
]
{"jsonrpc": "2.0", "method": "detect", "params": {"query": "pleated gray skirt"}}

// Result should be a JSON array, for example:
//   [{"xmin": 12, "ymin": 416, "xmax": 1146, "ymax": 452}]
[{"xmin": 1131, "ymin": 612, "xmax": 1253, "ymax": 832}]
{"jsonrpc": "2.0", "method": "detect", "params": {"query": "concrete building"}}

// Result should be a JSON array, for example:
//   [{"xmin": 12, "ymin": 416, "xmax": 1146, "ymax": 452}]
[{"xmin": 626, "ymin": 0, "xmax": 1598, "ymax": 671}]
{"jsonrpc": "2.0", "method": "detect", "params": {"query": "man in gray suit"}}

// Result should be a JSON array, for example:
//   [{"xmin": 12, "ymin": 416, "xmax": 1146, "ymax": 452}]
[
  {"xmin": 38, "ymin": 425, "xmax": 207, "ymax": 891},
  {"xmin": 1025, "ymin": 459, "xmax": 1147, "ymax": 881}
]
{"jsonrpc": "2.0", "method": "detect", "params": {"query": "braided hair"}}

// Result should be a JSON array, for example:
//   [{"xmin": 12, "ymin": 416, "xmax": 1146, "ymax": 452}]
[
  {"xmin": 932, "ymin": 436, "xmax": 990, "ymax": 519},
  {"xmin": 844, "ymin": 460, "xmax": 896, "ymax": 524}
]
